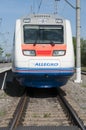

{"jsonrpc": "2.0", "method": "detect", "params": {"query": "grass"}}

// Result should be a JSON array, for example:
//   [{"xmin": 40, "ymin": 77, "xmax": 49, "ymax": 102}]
[
  {"xmin": 32, "ymin": 113, "xmax": 51, "ymax": 118},
  {"xmin": 81, "ymin": 84, "xmax": 86, "ymax": 88},
  {"xmin": 43, "ymin": 113, "xmax": 51, "ymax": 118},
  {"xmin": 0, "ymin": 93, "xmax": 8, "ymax": 99},
  {"xmin": 0, "ymin": 110, "xmax": 6, "ymax": 116},
  {"xmin": 32, "ymin": 114, "xmax": 40, "ymax": 118},
  {"xmin": 81, "ymin": 67, "xmax": 86, "ymax": 71}
]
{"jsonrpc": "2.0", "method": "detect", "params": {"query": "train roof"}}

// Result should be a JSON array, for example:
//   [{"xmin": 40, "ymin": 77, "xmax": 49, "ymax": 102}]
[
  {"xmin": 21, "ymin": 14, "xmax": 64, "ymax": 19},
  {"xmin": 18, "ymin": 14, "xmax": 67, "ymax": 25}
]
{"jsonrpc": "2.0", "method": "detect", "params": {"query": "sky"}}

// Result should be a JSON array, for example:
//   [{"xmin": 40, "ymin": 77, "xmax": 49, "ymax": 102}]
[{"xmin": 0, "ymin": 0, "xmax": 86, "ymax": 54}]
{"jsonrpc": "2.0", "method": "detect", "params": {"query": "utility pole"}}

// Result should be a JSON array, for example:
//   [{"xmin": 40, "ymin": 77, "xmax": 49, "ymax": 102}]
[{"xmin": 75, "ymin": 0, "xmax": 82, "ymax": 83}]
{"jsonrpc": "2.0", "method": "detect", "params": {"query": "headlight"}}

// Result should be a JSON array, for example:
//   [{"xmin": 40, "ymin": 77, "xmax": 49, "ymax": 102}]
[
  {"xmin": 55, "ymin": 18, "xmax": 63, "ymax": 23},
  {"xmin": 23, "ymin": 50, "xmax": 36, "ymax": 56},
  {"xmin": 53, "ymin": 50, "xmax": 66, "ymax": 56},
  {"xmin": 23, "ymin": 18, "xmax": 31, "ymax": 23}
]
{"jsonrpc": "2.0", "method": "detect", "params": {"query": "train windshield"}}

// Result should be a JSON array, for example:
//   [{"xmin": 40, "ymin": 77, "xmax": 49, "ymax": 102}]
[{"xmin": 23, "ymin": 25, "xmax": 64, "ymax": 44}]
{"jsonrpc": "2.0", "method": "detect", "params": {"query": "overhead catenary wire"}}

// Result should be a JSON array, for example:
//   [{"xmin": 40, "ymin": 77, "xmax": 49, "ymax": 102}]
[
  {"xmin": 64, "ymin": 0, "xmax": 76, "ymax": 9},
  {"xmin": 37, "ymin": 0, "xmax": 43, "ymax": 13}
]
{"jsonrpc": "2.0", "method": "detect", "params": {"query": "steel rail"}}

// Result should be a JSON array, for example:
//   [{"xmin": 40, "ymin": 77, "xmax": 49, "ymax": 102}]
[
  {"xmin": 9, "ymin": 92, "xmax": 27, "ymax": 130},
  {"xmin": 58, "ymin": 89, "xmax": 86, "ymax": 130}
]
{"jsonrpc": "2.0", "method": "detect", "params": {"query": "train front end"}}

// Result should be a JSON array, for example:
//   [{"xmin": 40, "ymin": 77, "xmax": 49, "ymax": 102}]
[{"xmin": 12, "ymin": 14, "xmax": 74, "ymax": 88}]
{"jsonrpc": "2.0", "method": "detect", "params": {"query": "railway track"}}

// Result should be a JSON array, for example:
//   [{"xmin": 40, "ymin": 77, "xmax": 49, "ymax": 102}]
[
  {"xmin": 0, "ymin": 66, "xmax": 86, "ymax": 130},
  {"xmin": 6, "ymin": 88, "xmax": 86, "ymax": 130}
]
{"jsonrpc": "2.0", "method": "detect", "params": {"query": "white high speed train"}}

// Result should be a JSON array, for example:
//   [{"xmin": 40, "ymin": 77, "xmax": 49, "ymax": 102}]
[{"xmin": 12, "ymin": 14, "xmax": 74, "ymax": 88}]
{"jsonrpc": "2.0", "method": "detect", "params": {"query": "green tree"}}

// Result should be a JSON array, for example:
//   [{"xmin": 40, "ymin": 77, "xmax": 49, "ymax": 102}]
[
  {"xmin": 73, "ymin": 37, "xmax": 86, "ymax": 67},
  {"xmin": 5, "ymin": 53, "xmax": 11, "ymax": 62},
  {"xmin": 0, "ymin": 47, "xmax": 4, "ymax": 56},
  {"xmin": 5, "ymin": 53, "xmax": 11, "ymax": 57},
  {"xmin": 81, "ymin": 38, "xmax": 86, "ymax": 66}
]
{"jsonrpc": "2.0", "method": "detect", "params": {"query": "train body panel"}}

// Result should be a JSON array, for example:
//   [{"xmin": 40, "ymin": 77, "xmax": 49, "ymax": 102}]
[{"xmin": 12, "ymin": 14, "xmax": 74, "ymax": 88}]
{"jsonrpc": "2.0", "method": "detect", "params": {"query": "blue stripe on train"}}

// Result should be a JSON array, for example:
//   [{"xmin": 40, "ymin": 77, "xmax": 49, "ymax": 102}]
[{"xmin": 12, "ymin": 67, "xmax": 74, "ymax": 88}]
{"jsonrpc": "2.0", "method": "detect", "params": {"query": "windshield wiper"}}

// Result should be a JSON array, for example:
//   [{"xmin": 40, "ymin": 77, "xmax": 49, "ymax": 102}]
[
  {"xmin": 49, "ymin": 41, "xmax": 55, "ymax": 46},
  {"xmin": 33, "ymin": 38, "xmax": 39, "ymax": 46}
]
